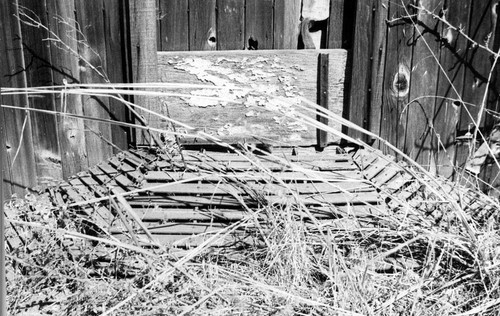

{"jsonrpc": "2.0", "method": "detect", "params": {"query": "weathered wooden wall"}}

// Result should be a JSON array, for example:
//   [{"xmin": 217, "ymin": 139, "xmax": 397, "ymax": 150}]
[
  {"xmin": 0, "ymin": 0, "xmax": 131, "ymax": 196},
  {"xmin": 348, "ymin": 0, "xmax": 500, "ymax": 180},
  {"xmin": 157, "ymin": 0, "xmax": 355, "ymax": 50},
  {"xmin": 3, "ymin": 0, "xmax": 500, "ymax": 199}
]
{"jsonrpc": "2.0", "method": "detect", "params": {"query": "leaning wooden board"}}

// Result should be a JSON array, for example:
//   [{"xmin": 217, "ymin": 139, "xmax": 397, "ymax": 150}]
[{"xmin": 156, "ymin": 49, "xmax": 347, "ymax": 146}]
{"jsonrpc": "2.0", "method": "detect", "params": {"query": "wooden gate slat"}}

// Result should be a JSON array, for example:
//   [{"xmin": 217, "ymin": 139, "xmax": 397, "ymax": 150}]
[{"xmin": 142, "ymin": 181, "xmax": 374, "ymax": 195}]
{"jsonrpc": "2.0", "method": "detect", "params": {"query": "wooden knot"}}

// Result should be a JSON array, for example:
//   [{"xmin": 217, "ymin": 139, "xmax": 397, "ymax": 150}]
[
  {"xmin": 391, "ymin": 64, "xmax": 410, "ymax": 98},
  {"xmin": 207, "ymin": 28, "xmax": 216, "ymax": 47}
]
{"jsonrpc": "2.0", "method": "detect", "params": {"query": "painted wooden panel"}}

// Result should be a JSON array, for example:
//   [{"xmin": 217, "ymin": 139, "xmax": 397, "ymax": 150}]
[
  {"xmin": 158, "ymin": 49, "xmax": 347, "ymax": 146},
  {"xmin": 244, "ymin": 0, "xmax": 274, "ymax": 50}
]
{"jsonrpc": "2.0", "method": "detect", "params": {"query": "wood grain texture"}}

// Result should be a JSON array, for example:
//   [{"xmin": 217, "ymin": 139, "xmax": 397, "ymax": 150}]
[
  {"xmin": 404, "ymin": 0, "xmax": 441, "ymax": 170},
  {"xmin": 380, "ymin": 0, "xmax": 414, "ymax": 154},
  {"xmin": 456, "ymin": 0, "xmax": 497, "ymax": 170},
  {"xmin": 188, "ymin": 0, "xmax": 217, "ymax": 50},
  {"xmin": 244, "ymin": 0, "xmax": 274, "ymax": 49},
  {"xmin": 328, "ymin": 0, "xmax": 344, "ymax": 48},
  {"xmin": 103, "ymin": 0, "xmax": 130, "ymax": 152},
  {"xmin": 217, "ymin": 0, "xmax": 245, "ymax": 50},
  {"xmin": 158, "ymin": 49, "xmax": 347, "ymax": 146},
  {"xmin": 129, "ymin": 0, "xmax": 161, "ymax": 144},
  {"xmin": 346, "ymin": 0, "xmax": 374, "ymax": 141},
  {"xmin": 75, "ymin": 0, "xmax": 114, "ymax": 167},
  {"xmin": 158, "ymin": 0, "xmax": 189, "ymax": 51},
  {"xmin": 368, "ymin": 0, "xmax": 388, "ymax": 146},
  {"xmin": 274, "ymin": 0, "xmax": 301, "ymax": 49},
  {"xmin": 18, "ymin": 0, "xmax": 63, "ymax": 185},
  {"xmin": 46, "ymin": 0, "xmax": 88, "ymax": 178},
  {"xmin": 0, "ymin": 74, "xmax": 4, "ymax": 310},
  {"xmin": 0, "ymin": 64, "xmax": 8, "ymax": 199},
  {"xmin": 317, "ymin": 53, "xmax": 329, "ymax": 148},
  {"xmin": 0, "ymin": 0, "xmax": 37, "ymax": 194},
  {"xmin": 433, "ymin": 0, "xmax": 471, "ymax": 178}
]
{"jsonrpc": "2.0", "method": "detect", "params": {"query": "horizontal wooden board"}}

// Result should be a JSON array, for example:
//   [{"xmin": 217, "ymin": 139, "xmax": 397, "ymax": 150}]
[
  {"xmin": 113, "ymin": 232, "xmax": 260, "ymax": 248},
  {"xmin": 157, "ymin": 49, "xmax": 347, "ymax": 146},
  {"xmin": 141, "ymin": 181, "xmax": 374, "ymax": 195},
  {"xmin": 133, "ymin": 204, "xmax": 385, "ymax": 222},
  {"xmin": 143, "ymin": 170, "xmax": 363, "ymax": 182}
]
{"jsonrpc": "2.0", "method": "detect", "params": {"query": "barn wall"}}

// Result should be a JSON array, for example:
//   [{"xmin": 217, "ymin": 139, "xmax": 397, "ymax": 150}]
[
  {"xmin": 0, "ymin": 0, "xmax": 131, "ymax": 197},
  {"xmin": 3, "ymin": 0, "xmax": 500, "ymax": 198},
  {"xmin": 347, "ymin": 0, "xmax": 500, "ymax": 183},
  {"xmin": 157, "ymin": 0, "xmax": 354, "ymax": 50}
]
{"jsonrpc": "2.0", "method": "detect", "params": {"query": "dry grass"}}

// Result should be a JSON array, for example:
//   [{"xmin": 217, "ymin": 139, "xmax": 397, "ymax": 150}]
[
  {"xmin": 3, "ymin": 105, "xmax": 500, "ymax": 315},
  {"xmin": 4, "ymin": 6, "xmax": 500, "ymax": 313}
]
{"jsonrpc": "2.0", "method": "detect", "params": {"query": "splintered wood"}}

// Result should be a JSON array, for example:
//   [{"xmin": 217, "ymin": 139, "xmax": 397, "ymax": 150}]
[{"xmin": 51, "ymin": 147, "xmax": 384, "ymax": 248}]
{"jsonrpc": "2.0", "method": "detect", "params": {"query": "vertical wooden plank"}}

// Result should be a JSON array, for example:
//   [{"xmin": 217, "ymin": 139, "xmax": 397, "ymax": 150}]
[
  {"xmin": 244, "ymin": 0, "xmax": 274, "ymax": 50},
  {"xmin": 404, "ymin": 0, "xmax": 442, "ymax": 170},
  {"xmin": 188, "ymin": 0, "xmax": 217, "ymax": 50},
  {"xmin": 18, "ymin": 0, "xmax": 63, "ymax": 185},
  {"xmin": 380, "ymin": 0, "xmax": 414, "ymax": 153},
  {"xmin": 329, "ymin": 0, "xmax": 356, "ymax": 49},
  {"xmin": 46, "ymin": 0, "xmax": 88, "ymax": 178},
  {"xmin": 0, "ymin": 80, "xmax": 5, "ymax": 316},
  {"xmin": 328, "ymin": 0, "xmax": 345, "ymax": 48},
  {"xmin": 368, "ymin": 0, "xmax": 389, "ymax": 144},
  {"xmin": 317, "ymin": 53, "xmax": 329, "ymax": 149},
  {"xmin": 434, "ymin": 0, "xmax": 471, "ymax": 178},
  {"xmin": 217, "ymin": 0, "xmax": 245, "ymax": 50},
  {"xmin": 274, "ymin": 0, "xmax": 301, "ymax": 49},
  {"xmin": 158, "ymin": 0, "xmax": 189, "ymax": 51},
  {"xmin": 457, "ymin": 0, "xmax": 497, "ymax": 168},
  {"xmin": 156, "ymin": 0, "xmax": 161, "ymax": 51},
  {"xmin": 74, "ymin": 0, "xmax": 114, "ymax": 166},
  {"xmin": 103, "ymin": 0, "xmax": 130, "ymax": 152},
  {"xmin": 346, "ymin": 0, "xmax": 374, "ymax": 141},
  {"xmin": 0, "ymin": 0, "xmax": 37, "ymax": 194},
  {"xmin": 129, "ymin": 0, "xmax": 161, "ymax": 144}
]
